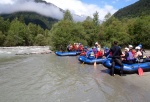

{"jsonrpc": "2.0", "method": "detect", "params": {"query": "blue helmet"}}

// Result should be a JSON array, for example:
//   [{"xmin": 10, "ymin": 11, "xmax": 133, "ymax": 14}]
[
  {"xmin": 84, "ymin": 46, "xmax": 87, "ymax": 49},
  {"xmin": 89, "ymin": 48, "xmax": 92, "ymax": 52},
  {"xmin": 138, "ymin": 44, "xmax": 142, "ymax": 48},
  {"xmin": 105, "ymin": 47, "xmax": 109, "ymax": 50}
]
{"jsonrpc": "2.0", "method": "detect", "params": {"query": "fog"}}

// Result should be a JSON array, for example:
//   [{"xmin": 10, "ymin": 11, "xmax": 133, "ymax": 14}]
[{"xmin": 0, "ymin": 0, "xmax": 85, "ymax": 21}]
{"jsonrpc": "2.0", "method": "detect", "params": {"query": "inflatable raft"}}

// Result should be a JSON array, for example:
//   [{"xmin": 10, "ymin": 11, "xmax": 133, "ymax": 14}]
[
  {"xmin": 103, "ymin": 59, "xmax": 150, "ymax": 74},
  {"xmin": 55, "ymin": 51, "xmax": 80, "ymax": 56},
  {"xmin": 78, "ymin": 56, "xmax": 107, "ymax": 64}
]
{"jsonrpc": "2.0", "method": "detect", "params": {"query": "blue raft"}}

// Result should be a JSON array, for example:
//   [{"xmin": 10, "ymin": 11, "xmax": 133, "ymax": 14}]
[
  {"xmin": 78, "ymin": 56, "xmax": 107, "ymax": 64},
  {"xmin": 55, "ymin": 51, "xmax": 80, "ymax": 56},
  {"xmin": 103, "ymin": 59, "xmax": 150, "ymax": 74}
]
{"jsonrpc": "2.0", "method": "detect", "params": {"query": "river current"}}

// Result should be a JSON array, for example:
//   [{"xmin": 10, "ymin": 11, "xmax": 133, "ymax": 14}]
[{"xmin": 0, "ymin": 47, "xmax": 150, "ymax": 102}]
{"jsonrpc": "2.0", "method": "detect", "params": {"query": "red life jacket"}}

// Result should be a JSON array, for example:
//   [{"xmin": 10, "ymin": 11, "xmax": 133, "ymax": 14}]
[{"xmin": 96, "ymin": 51, "xmax": 103, "ymax": 58}]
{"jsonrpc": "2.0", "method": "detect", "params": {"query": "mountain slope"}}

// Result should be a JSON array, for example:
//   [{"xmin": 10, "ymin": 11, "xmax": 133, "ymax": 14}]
[
  {"xmin": 1, "ymin": 12, "xmax": 58, "ymax": 30},
  {"xmin": 0, "ymin": 0, "xmax": 64, "ymax": 29},
  {"xmin": 114, "ymin": 0, "xmax": 150, "ymax": 19}
]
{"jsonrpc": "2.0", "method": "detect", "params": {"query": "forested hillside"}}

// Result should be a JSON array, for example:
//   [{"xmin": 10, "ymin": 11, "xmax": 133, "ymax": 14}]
[
  {"xmin": 1, "ymin": 12, "xmax": 58, "ymax": 30},
  {"xmin": 114, "ymin": 0, "xmax": 150, "ymax": 19},
  {"xmin": 0, "ymin": 0, "xmax": 64, "ymax": 30}
]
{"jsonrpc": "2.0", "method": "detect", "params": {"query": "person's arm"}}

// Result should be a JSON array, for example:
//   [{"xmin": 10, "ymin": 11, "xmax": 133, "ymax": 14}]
[{"xmin": 125, "ymin": 52, "xmax": 129, "ymax": 59}]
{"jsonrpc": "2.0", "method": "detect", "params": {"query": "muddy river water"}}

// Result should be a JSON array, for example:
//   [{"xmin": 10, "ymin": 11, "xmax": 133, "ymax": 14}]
[{"xmin": 0, "ymin": 47, "xmax": 150, "ymax": 102}]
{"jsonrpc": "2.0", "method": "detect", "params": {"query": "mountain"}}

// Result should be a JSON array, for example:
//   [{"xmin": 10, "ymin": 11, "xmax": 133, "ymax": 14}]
[
  {"xmin": 0, "ymin": 0, "xmax": 65, "ymax": 29},
  {"xmin": 1, "ymin": 12, "xmax": 58, "ymax": 30},
  {"xmin": 113, "ymin": 0, "xmax": 150, "ymax": 19}
]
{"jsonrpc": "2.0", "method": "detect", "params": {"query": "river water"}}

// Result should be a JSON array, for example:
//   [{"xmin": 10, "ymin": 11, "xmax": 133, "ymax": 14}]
[{"xmin": 0, "ymin": 47, "xmax": 150, "ymax": 102}]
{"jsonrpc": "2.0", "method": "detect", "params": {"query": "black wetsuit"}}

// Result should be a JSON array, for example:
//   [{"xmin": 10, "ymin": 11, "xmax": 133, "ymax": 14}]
[{"xmin": 110, "ymin": 45, "xmax": 123, "ymax": 76}]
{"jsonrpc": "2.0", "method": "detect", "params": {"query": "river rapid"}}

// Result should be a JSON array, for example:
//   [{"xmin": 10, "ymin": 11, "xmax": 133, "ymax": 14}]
[{"xmin": 0, "ymin": 47, "xmax": 150, "ymax": 102}]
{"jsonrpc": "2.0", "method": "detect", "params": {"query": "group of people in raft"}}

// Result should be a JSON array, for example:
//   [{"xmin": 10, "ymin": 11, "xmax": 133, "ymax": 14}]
[
  {"xmin": 67, "ymin": 41, "xmax": 150, "ymax": 76},
  {"xmin": 67, "ymin": 42, "xmax": 148, "ymax": 64}
]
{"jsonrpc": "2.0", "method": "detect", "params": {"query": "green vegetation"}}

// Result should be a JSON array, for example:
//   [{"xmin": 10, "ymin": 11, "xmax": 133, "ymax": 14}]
[
  {"xmin": 1, "ymin": 12, "xmax": 58, "ymax": 30},
  {"xmin": 0, "ymin": 16, "xmax": 51, "ymax": 46},
  {"xmin": 114, "ymin": 0, "xmax": 150, "ymax": 19}
]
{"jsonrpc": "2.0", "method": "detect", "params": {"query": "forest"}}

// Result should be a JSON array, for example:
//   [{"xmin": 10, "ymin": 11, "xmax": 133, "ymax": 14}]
[{"xmin": 0, "ymin": 10, "xmax": 150, "ymax": 51}]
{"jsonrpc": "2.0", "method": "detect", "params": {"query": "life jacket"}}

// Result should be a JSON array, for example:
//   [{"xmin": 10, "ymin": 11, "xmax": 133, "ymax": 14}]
[
  {"xmin": 131, "ymin": 49, "xmax": 136, "ymax": 56},
  {"xmin": 79, "ymin": 45, "xmax": 83, "ymax": 51},
  {"xmin": 127, "ymin": 52, "xmax": 134, "ymax": 61},
  {"xmin": 73, "ymin": 45, "xmax": 78, "ymax": 51},
  {"xmin": 96, "ymin": 51, "xmax": 103, "ymax": 58},
  {"xmin": 86, "ymin": 51, "xmax": 95, "ymax": 59},
  {"xmin": 92, "ymin": 48, "xmax": 97, "ymax": 54},
  {"xmin": 110, "ymin": 52, "xmax": 112, "ymax": 56},
  {"xmin": 80, "ymin": 51, "xmax": 86, "ymax": 56},
  {"xmin": 69, "ymin": 45, "xmax": 73, "ymax": 50}
]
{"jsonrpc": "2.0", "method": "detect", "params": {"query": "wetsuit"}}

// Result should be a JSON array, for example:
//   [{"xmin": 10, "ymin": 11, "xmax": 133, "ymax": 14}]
[{"xmin": 110, "ymin": 45, "xmax": 123, "ymax": 76}]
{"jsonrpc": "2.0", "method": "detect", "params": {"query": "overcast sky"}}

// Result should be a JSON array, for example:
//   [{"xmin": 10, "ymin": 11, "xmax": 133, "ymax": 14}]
[{"xmin": 0, "ymin": 0, "xmax": 138, "ymax": 21}]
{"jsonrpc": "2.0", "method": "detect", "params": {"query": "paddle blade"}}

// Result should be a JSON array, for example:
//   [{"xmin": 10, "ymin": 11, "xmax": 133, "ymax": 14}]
[
  {"xmin": 94, "ymin": 62, "xmax": 96, "ymax": 67},
  {"xmin": 138, "ymin": 68, "xmax": 143, "ymax": 76}
]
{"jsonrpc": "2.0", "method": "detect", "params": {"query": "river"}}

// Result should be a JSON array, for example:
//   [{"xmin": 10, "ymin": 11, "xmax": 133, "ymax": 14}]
[{"xmin": 0, "ymin": 47, "xmax": 150, "ymax": 102}]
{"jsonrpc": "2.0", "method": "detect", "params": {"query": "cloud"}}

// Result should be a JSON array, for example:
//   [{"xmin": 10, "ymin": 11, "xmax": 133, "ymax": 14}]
[
  {"xmin": 0, "ymin": 0, "xmax": 117, "ymax": 21},
  {"xmin": 45, "ymin": 0, "xmax": 117, "ymax": 21},
  {"xmin": 0, "ymin": 0, "xmax": 64, "ymax": 20}
]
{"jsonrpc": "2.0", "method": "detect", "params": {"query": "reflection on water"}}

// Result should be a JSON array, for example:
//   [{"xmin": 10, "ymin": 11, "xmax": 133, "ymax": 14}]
[{"xmin": 0, "ymin": 53, "xmax": 150, "ymax": 102}]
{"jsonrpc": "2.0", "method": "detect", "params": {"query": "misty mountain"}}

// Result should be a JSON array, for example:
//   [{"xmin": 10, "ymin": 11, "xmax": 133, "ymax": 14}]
[
  {"xmin": 113, "ymin": 0, "xmax": 150, "ymax": 19},
  {"xmin": 0, "ymin": 0, "xmax": 65, "ymax": 29},
  {"xmin": 1, "ymin": 12, "xmax": 58, "ymax": 29}
]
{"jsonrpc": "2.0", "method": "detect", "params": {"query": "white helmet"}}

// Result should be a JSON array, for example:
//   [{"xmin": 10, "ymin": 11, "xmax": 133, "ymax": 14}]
[
  {"xmin": 135, "ymin": 46, "xmax": 140, "ymax": 50},
  {"xmin": 124, "ymin": 47, "xmax": 129, "ymax": 51},
  {"xmin": 129, "ymin": 45, "xmax": 133, "ymax": 48}
]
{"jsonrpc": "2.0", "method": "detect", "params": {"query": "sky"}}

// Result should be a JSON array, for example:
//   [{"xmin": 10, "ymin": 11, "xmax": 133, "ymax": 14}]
[{"xmin": 0, "ymin": 0, "xmax": 139, "ymax": 21}]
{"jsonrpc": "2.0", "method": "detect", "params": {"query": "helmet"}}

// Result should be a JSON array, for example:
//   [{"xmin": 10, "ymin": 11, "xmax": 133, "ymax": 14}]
[
  {"xmin": 89, "ymin": 48, "xmax": 92, "ymax": 51},
  {"xmin": 105, "ymin": 47, "xmax": 109, "ymax": 49},
  {"xmin": 138, "ymin": 44, "xmax": 142, "ymax": 48},
  {"xmin": 124, "ymin": 47, "xmax": 129, "ymax": 51},
  {"xmin": 84, "ymin": 46, "xmax": 87, "ymax": 49},
  {"xmin": 95, "ymin": 42, "xmax": 98, "ymax": 45},
  {"xmin": 135, "ymin": 46, "xmax": 141, "ymax": 50},
  {"xmin": 129, "ymin": 45, "xmax": 133, "ymax": 48}
]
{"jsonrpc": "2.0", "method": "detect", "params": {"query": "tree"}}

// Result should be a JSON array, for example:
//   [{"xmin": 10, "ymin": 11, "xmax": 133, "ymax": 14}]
[
  {"xmin": 0, "ymin": 31, "xmax": 5, "ymax": 46},
  {"xmin": 93, "ymin": 11, "xmax": 99, "ymax": 26},
  {"xmin": 50, "ymin": 20, "xmax": 87, "ymax": 50},
  {"xmin": 4, "ymin": 18, "xmax": 27, "ymax": 46},
  {"xmin": 63, "ymin": 10, "xmax": 73, "ymax": 21},
  {"xmin": 34, "ymin": 34, "xmax": 47, "ymax": 46},
  {"xmin": 104, "ymin": 12, "xmax": 111, "ymax": 21},
  {"xmin": 128, "ymin": 16, "xmax": 150, "ymax": 48}
]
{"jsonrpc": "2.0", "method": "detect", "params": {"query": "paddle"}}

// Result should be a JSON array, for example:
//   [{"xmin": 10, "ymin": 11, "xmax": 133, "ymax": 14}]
[
  {"xmin": 138, "ymin": 67, "xmax": 143, "ymax": 76},
  {"xmin": 137, "ymin": 58, "xmax": 144, "ymax": 76},
  {"xmin": 94, "ymin": 54, "xmax": 97, "ymax": 67}
]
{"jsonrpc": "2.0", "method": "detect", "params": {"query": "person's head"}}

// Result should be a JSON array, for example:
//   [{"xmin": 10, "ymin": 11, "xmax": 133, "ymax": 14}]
[
  {"xmin": 84, "ymin": 46, "xmax": 87, "ymax": 49},
  {"xmin": 124, "ymin": 47, "xmax": 129, "ymax": 52},
  {"xmin": 138, "ymin": 44, "xmax": 142, "ymax": 49},
  {"xmin": 89, "ymin": 48, "xmax": 92, "ymax": 52},
  {"xmin": 129, "ymin": 45, "xmax": 133, "ymax": 49},
  {"xmin": 113, "ymin": 41, "xmax": 118, "ymax": 45},
  {"xmin": 95, "ymin": 42, "xmax": 98, "ymax": 45},
  {"xmin": 135, "ymin": 46, "xmax": 140, "ymax": 51}
]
